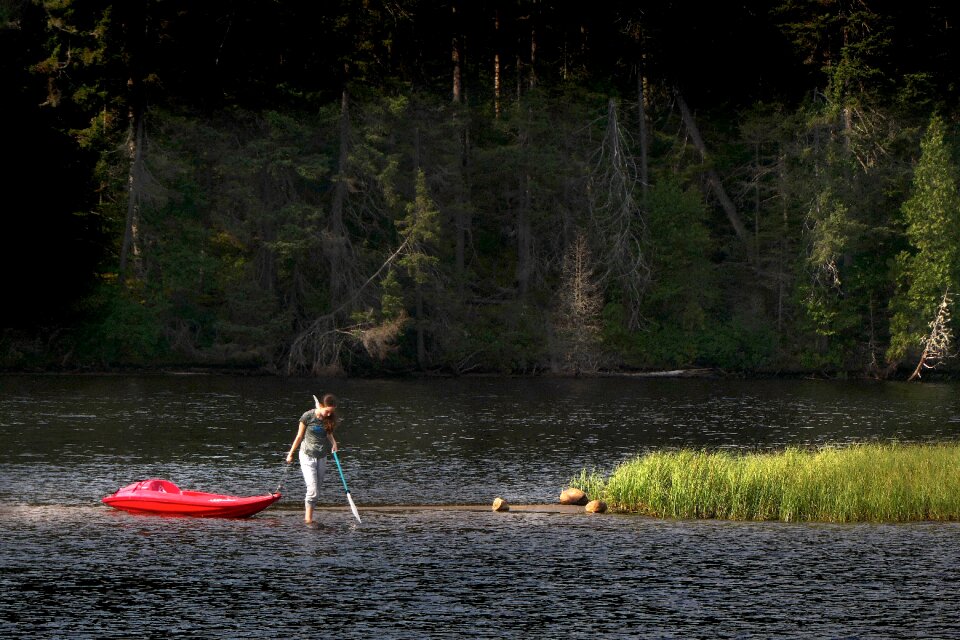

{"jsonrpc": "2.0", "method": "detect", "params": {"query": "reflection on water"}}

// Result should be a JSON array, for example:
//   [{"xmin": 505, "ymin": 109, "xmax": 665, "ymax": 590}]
[{"xmin": 1, "ymin": 375, "xmax": 960, "ymax": 637}]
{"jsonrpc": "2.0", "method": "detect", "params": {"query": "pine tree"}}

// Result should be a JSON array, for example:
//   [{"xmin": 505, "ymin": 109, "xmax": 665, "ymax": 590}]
[{"xmin": 887, "ymin": 114, "xmax": 960, "ymax": 373}]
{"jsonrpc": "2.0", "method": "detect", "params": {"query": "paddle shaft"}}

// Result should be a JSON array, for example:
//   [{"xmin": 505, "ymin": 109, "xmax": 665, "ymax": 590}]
[
  {"xmin": 331, "ymin": 450, "xmax": 361, "ymax": 523},
  {"xmin": 332, "ymin": 450, "xmax": 350, "ymax": 494}
]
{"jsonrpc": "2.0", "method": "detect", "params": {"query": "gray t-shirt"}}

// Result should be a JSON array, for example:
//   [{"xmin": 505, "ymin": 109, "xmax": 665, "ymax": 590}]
[{"xmin": 299, "ymin": 409, "xmax": 328, "ymax": 458}]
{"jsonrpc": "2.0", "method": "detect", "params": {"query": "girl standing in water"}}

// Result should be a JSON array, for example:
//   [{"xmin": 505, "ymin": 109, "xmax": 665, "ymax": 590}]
[{"xmin": 286, "ymin": 393, "xmax": 338, "ymax": 524}]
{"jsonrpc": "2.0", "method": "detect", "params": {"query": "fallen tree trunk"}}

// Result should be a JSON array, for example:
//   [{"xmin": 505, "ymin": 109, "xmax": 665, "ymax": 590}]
[{"xmin": 675, "ymin": 89, "xmax": 753, "ymax": 262}]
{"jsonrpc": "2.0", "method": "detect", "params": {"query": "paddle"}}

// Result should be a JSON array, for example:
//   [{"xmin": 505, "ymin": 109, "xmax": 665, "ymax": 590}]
[{"xmin": 331, "ymin": 450, "xmax": 361, "ymax": 523}]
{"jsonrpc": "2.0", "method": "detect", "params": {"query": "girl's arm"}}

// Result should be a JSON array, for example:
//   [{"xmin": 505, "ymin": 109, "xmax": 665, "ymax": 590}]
[
  {"xmin": 327, "ymin": 432, "xmax": 338, "ymax": 453},
  {"xmin": 286, "ymin": 422, "xmax": 307, "ymax": 463}
]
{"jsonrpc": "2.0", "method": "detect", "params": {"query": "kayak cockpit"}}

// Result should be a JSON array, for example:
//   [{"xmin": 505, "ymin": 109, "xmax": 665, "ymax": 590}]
[{"xmin": 138, "ymin": 479, "xmax": 182, "ymax": 494}]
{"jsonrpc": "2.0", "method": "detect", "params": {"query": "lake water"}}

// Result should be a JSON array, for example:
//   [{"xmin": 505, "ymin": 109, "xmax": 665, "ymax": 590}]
[{"xmin": 1, "ymin": 374, "xmax": 959, "ymax": 638}]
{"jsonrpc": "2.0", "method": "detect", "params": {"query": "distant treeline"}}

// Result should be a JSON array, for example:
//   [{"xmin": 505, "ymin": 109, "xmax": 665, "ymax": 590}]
[{"xmin": 4, "ymin": 1, "xmax": 960, "ymax": 378}]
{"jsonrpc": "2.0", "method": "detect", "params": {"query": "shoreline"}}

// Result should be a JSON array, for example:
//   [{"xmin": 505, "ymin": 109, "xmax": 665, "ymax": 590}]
[{"xmin": 0, "ymin": 365, "xmax": 944, "ymax": 381}]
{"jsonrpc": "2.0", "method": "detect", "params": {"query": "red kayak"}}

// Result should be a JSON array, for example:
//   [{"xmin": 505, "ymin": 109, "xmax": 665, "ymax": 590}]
[{"xmin": 102, "ymin": 478, "xmax": 282, "ymax": 518}]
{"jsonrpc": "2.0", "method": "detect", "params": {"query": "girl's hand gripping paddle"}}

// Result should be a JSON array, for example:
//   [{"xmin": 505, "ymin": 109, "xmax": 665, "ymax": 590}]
[{"xmin": 332, "ymin": 450, "xmax": 361, "ymax": 523}]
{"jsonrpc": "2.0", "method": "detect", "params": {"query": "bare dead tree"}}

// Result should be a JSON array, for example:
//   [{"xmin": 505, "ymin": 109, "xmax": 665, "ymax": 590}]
[
  {"xmin": 118, "ymin": 110, "xmax": 173, "ymax": 284},
  {"xmin": 493, "ymin": 9, "xmax": 501, "ymax": 117},
  {"xmin": 528, "ymin": 1, "xmax": 538, "ymax": 90},
  {"xmin": 802, "ymin": 189, "xmax": 866, "ymax": 304},
  {"xmin": 909, "ymin": 289, "xmax": 954, "ymax": 381},
  {"xmin": 286, "ymin": 238, "xmax": 411, "ymax": 375},
  {"xmin": 119, "ymin": 114, "xmax": 145, "ymax": 282},
  {"xmin": 359, "ymin": 312, "xmax": 409, "ymax": 361},
  {"xmin": 447, "ymin": 5, "xmax": 472, "ymax": 290},
  {"xmin": 636, "ymin": 67, "xmax": 650, "ymax": 204},
  {"xmin": 588, "ymin": 98, "xmax": 650, "ymax": 328},
  {"xmin": 451, "ymin": 1, "xmax": 463, "ymax": 105},
  {"xmin": 554, "ymin": 231, "xmax": 603, "ymax": 374}
]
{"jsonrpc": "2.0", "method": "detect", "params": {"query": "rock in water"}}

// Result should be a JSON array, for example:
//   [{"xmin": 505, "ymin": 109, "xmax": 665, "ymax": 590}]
[
  {"xmin": 492, "ymin": 497, "xmax": 510, "ymax": 512},
  {"xmin": 585, "ymin": 499, "xmax": 607, "ymax": 513},
  {"xmin": 559, "ymin": 487, "xmax": 588, "ymax": 505}
]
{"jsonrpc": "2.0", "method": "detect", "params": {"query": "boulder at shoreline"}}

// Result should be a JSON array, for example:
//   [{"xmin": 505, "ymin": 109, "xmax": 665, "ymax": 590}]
[
  {"xmin": 559, "ymin": 488, "xmax": 588, "ymax": 505},
  {"xmin": 585, "ymin": 499, "xmax": 607, "ymax": 513}
]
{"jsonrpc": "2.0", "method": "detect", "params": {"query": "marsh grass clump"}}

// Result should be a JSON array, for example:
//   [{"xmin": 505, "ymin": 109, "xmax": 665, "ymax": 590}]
[{"xmin": 569, "ymin": 442, "xmax": 960, "ymax": 522}]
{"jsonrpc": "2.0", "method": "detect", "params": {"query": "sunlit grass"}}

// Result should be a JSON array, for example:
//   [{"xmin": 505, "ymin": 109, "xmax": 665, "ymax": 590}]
[{"xmin": 569, "ymin": 442, "xmax": 960, "ymax": 522}]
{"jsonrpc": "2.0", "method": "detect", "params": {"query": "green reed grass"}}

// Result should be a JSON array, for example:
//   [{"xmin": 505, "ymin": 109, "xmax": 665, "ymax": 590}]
[{"xmin": 569, "ymin": 443, "xmax": 960, "ymax": 522}]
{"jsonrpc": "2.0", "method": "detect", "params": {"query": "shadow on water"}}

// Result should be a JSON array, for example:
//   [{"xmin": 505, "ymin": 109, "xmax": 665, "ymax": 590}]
[{"xmin": 2, "ymin": 375, "xmax": 960, "ymax": 637}]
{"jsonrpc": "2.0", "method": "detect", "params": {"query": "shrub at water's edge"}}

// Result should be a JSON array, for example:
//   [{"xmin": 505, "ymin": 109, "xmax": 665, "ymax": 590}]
[{"xmin": 569, "ymin": 443, "xmax": 960, "ymax": 522}]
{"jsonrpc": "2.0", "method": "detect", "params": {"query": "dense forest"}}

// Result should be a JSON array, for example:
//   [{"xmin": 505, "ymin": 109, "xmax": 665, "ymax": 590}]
[{"xmin": 4, "ymin": 0, "xmax": 960, "ymax": 378}]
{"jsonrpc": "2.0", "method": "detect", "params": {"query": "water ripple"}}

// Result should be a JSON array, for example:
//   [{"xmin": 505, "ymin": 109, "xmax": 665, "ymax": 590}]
[{"xmin": 2, "ymin": 375, "xmax": 960, "ymax": 637}]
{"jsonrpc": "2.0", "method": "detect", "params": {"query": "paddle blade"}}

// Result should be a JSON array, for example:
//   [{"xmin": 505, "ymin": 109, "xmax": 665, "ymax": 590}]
[{"xmin": 347, "ymin": 492, "xmax": 361, "ymax": 523}]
